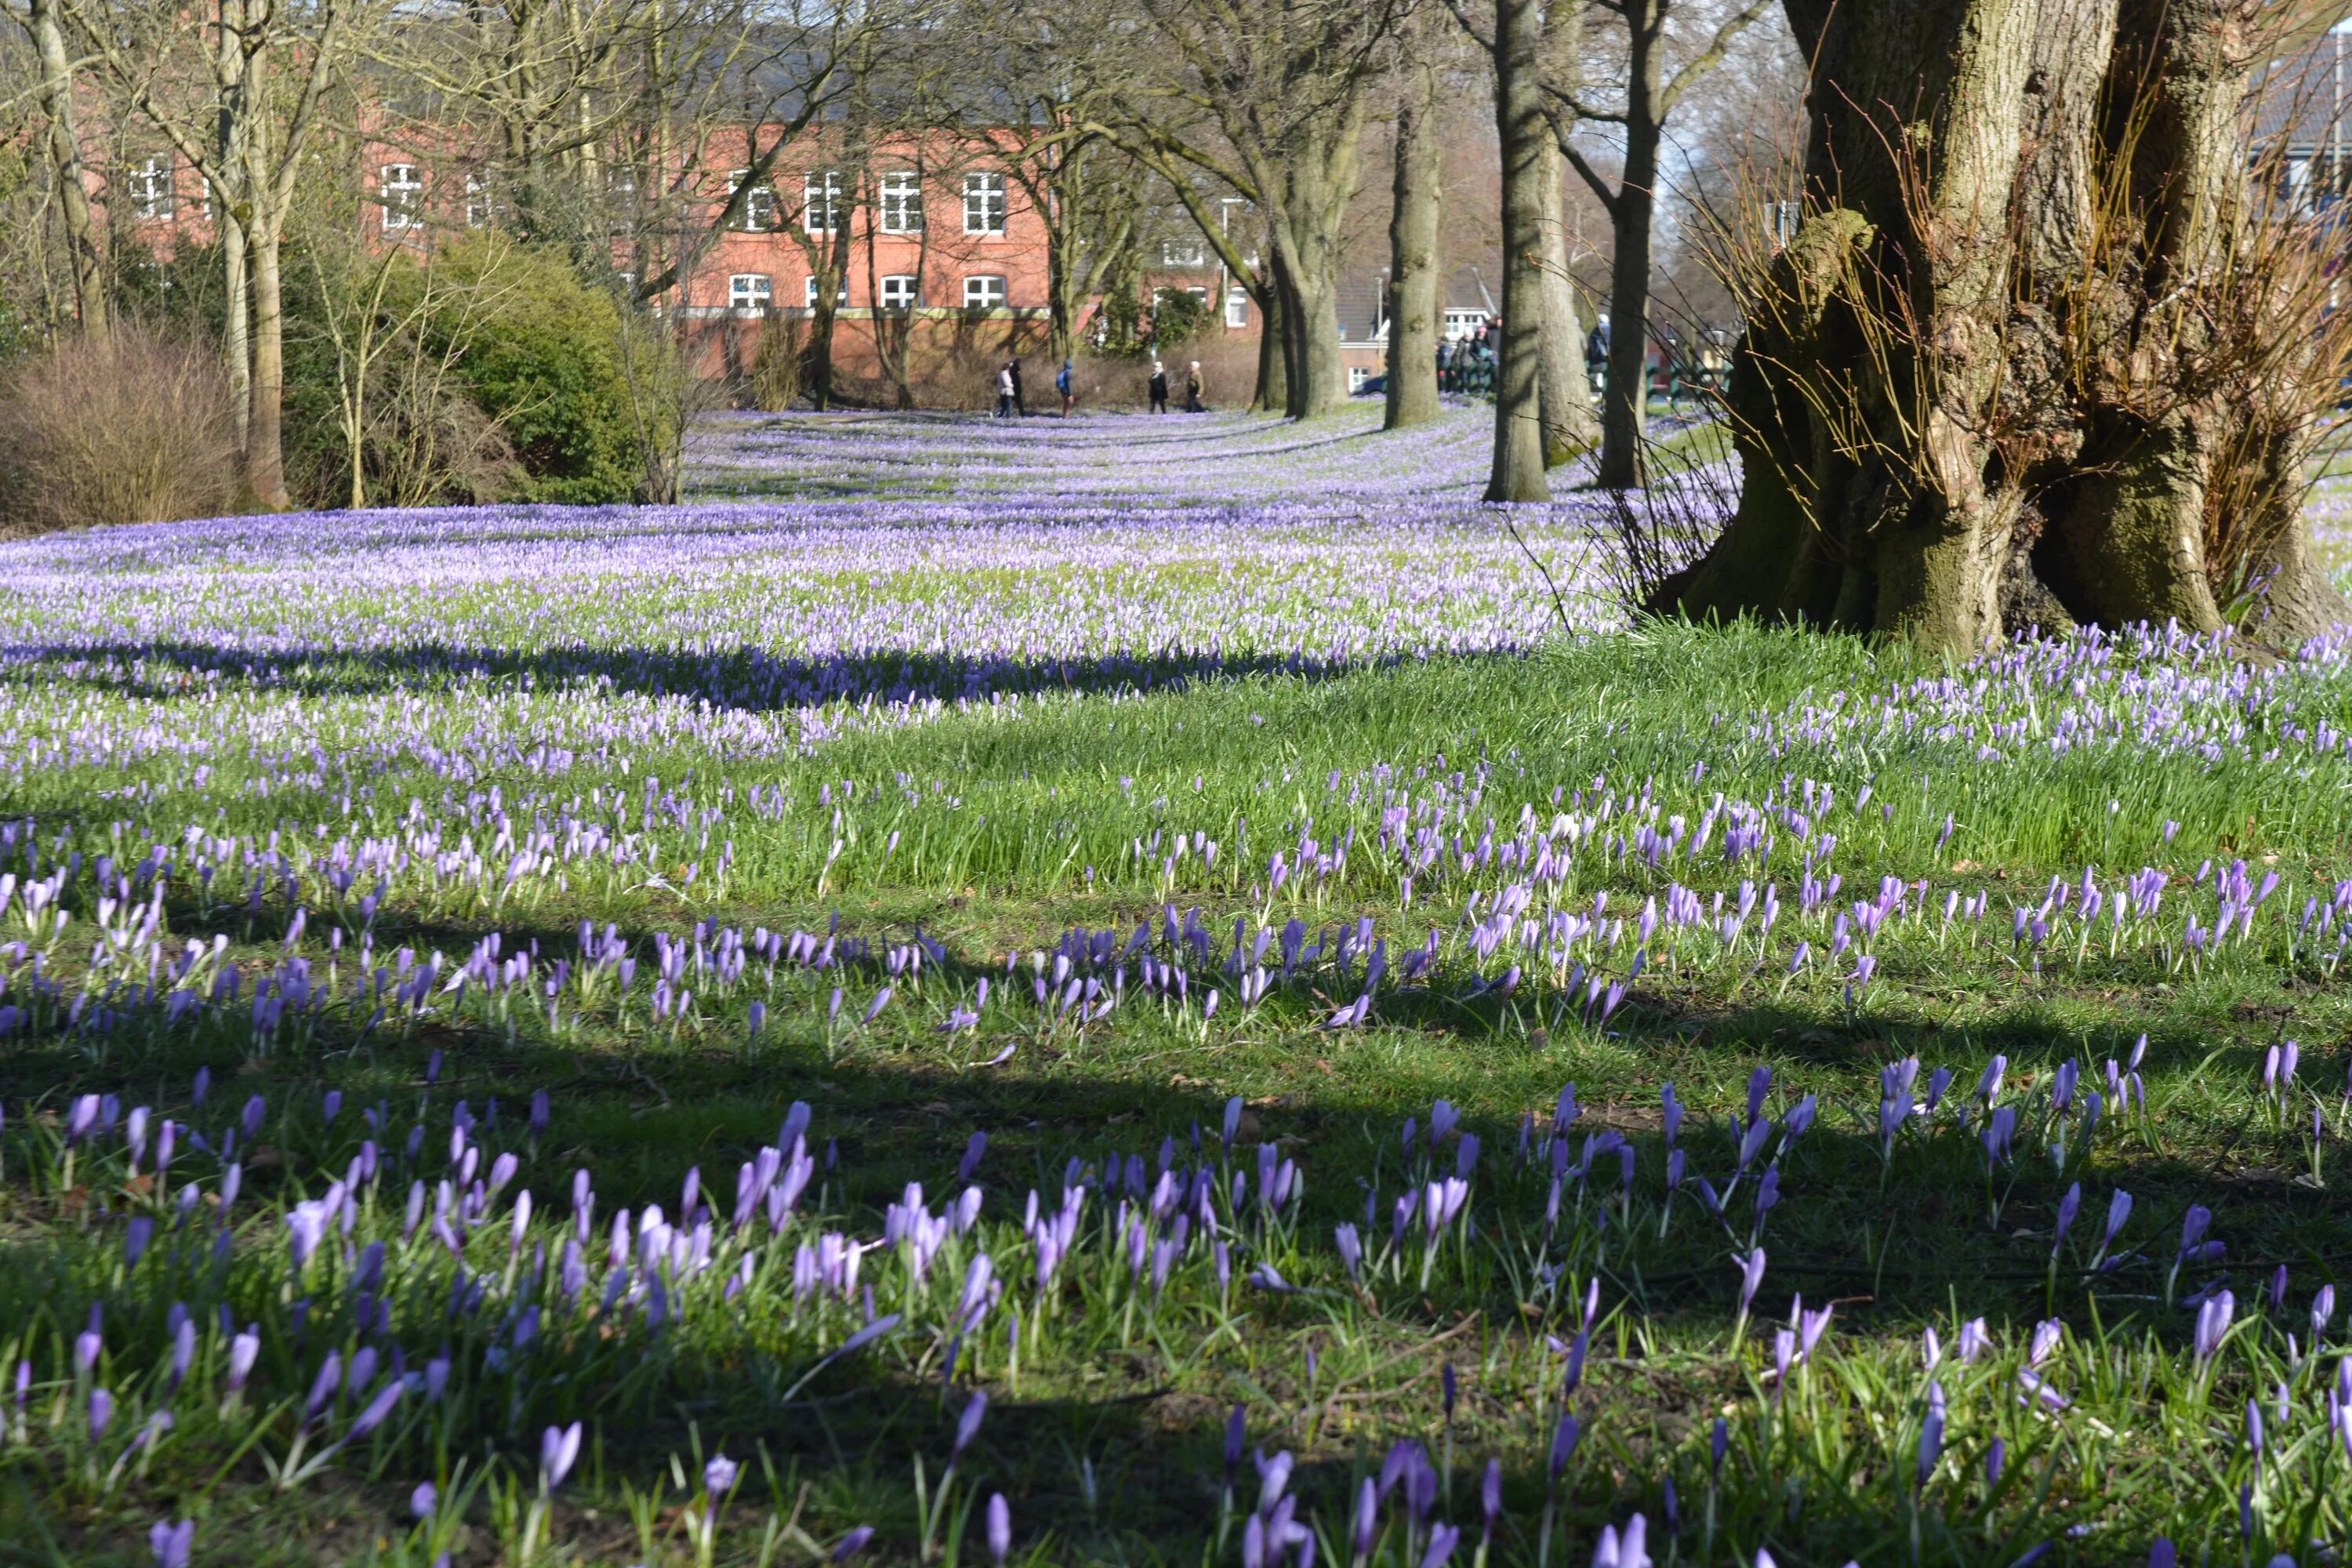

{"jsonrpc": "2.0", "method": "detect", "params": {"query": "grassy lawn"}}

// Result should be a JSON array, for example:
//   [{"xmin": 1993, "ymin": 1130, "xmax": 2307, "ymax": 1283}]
[{"xmin": 3, "ymin": 409, "xmax": 2351, "ymax": 1566}]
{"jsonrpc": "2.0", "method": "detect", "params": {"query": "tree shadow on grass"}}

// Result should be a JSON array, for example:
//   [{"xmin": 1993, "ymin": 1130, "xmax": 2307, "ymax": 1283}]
[{"xmin": 0, "ymin": 638, "xmax": 1530, "ymax": 712}]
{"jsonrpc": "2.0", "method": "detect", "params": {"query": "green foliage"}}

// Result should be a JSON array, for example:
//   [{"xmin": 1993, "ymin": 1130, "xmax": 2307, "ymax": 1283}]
[
  {"xmin": 1147, "ymin": 285, "xmax": 1211, "ymax": 349},
  {"xmin": 422, "ymin": 236, "xmax": 644, "ymax": 505}
]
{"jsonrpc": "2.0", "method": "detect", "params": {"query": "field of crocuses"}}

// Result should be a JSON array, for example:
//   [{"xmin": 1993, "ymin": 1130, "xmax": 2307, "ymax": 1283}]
[{"xmin": 8, "ymin": 404, "xmax": 2352, "ymax": 1567}]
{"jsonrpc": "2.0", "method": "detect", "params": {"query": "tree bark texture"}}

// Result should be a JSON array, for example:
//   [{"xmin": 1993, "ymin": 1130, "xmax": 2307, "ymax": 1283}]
[
  {"xmin": 1537, "ymin": 136, "xmax": 1602, "ymax": 463},
  {"xmin": 1655, "ymin": 0, "xmax": 2352, "ymax": 649},
  {"xmin": 1487, "ymin": 0, "xmax": 1550, "ymax": 501},
  {"xmin": 1269, "ymin": 146, "xmax": 1362, "ymax": 419},
  {"xmin": 1384, "ymin": 61, "xmax": 1443, "ymax": 431},
  {"xmin": 1254, "ymin": 281, "xmax": 1290, "ymax": 413},
  {"xmin": 1593, "ymin": 11, "xmax": 1662, "ymax": 489},
  {"xmin": 30, "ymin": 0, "xmax": 105, "ymax": 339},
  {"xmin": 246, "ymin": 216, "xmax": 292, "ymax": 510}
]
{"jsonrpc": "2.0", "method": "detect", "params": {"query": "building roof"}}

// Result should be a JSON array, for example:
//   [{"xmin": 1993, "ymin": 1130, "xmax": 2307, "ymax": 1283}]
[
  {"xmin": 1334, "ymin": 263, "xmax": 1494, "ymax": 343},
  {"xmin": 2253, "ymin": 31, "xmax": 2352, "ymax": 152}
]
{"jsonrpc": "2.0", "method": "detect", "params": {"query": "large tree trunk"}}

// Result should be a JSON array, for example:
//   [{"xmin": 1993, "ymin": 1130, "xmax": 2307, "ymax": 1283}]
[
  {"xmin": 1384, "ymin": 61, "xmax": 1443, "ymax": 431},
  {"xmin": 1260, "ymin": 109, "xmax": 1363, "ymax": 419},
  {"xmin": 1487, "ymin": 0, "xmax": 1549, "ymax": 502},
  {"xmin": 1654, "ymin": 0, "xmax": 2351, "ymax": 649},
  {"xmin": 1537, "ymin": 136, "xmax": 1601, "ymax": 463},
  {"xmin": 29, "ymin": 0, "xmax": 105, "ymax": 339},
  {"xmin": 1252, "ymin": 281, "xmax": 1289, "ymax": 412},
  {"xmin": 1593, "ymin": 16, "xmax": 1661, "ymax": 490},
  {"xmin": 246, "ymin": 218, "xmax": 292, "ymax": 510}
]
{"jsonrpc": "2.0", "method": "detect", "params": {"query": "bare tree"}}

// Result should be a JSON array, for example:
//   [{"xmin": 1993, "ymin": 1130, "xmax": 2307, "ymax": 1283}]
[
  {"xmin": 71, "ymin": 0, "xmax": 373, "ymax": 509},
  {"xmin": 1122, "ymin": 0, "xmax": 1401, "ymax": 417},
  {"xmin": 1545, "ymin": 0, "xmax": 1773, "ymax": 488}
]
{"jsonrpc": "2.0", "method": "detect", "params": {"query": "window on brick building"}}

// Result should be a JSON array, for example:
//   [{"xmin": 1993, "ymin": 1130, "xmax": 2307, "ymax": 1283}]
[
  {"xmin": 962, "ymin": 172, "xmax": 1006, "ymax": 235},
  {"xmin": 804, "ymin": 170, "xmax": 844, "ymax": 233},
  {"xmin": 129, "ymin": 154, "xmax": 173, "ymax": 221},
  {"xmin": 1225, "ymin": 288, "xmax": 1250, "ymax": 328},
  {"xmin": 879, "ymin": 172, "xmax": 923, "ymax": 234},
  {"xmin": 879, "ymin": 274, "xmax": 919, "ymax": 310},
  {"xmin": 464, "ymin": 174, "xmax": 498, "ymax": 229},
  {"xmin": 728, "ymin": 274, "xmax": 772, "ymax": 312},
  {"xmin": 962, "ymin": 274, "xmax": 1006, "ymax": 310},
  {"xmin": 805, "ymin": 274, "xmax": 848, "ymax": 308},
  {"xmin": 381, "ymin": 164, "xmax": 423, "ymax": 232},
  {"xmin": 728, "ymin": 169, "xmax": 777, "ymax": 231}
]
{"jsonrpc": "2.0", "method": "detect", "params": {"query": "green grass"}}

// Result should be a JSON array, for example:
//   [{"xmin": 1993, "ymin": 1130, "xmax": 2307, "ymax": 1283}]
[{"xmin": 7, "ymin": 604, "xmax": 2352, "ymax": 1563}]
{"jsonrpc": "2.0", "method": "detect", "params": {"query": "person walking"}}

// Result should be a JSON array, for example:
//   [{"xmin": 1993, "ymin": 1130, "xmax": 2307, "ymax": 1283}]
[
  {"xmin": 1184, "ymin": 360, "xmax": 1206, "ymax": 412},
  {"xmin": 1009, "ymin": 358, "xmax": 1026, "ymax": 416},
  {"xmin": 1584, "ymin": 314, "xmax": 1610, "ymax": 400},
  {"xmin": 1056, "ymin": 358, "xmax": 1075, "ymax": 416},
  {"xmin": 1148, "ymin": 359, "xmax": 1169, "ymax": 414},
  {"xmin": 995, "ymin": 363, "xmax": 1015, "ymax": 418}
]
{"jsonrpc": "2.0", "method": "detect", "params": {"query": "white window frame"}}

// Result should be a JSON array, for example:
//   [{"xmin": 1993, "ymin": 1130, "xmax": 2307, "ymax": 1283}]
[
  {"xmin": 878, "ymin": 171, "xmax": 923, "ymax": 234},
  {"xmin": 1160, "ymin": 238, "xmax": 1206, "ymax": 267},
  {"xmin": 728, "ymin": 169, "xmax": 777, "ymax": 232},
  {"xmin": 804, "ymin": 169, "xmax": 844, "ymax": 234},
  {"xmin": 464, "ymin": 173, "xmax": 497, "ymax": 230},
  {"xmin": 1443, "ymin": 310, "xmax": 1487, "ymax": 341},
  {"xmin": 962, "ymin": 172, "xmax": 1006, "ymax": 235},
  {"xmin": 962, "ymin": 274, "xmax": 1007, "ymax": 310},
  {"xmin": 1348, "ymin": 365, "xmax": 1372, "ymax": 393},
  {"xmin": 1225, "ymin": 288, "xmax": 1250, "ymax": 328},
  {"xmin": 728, "ymin": 273, "xmax": 772, "ymax": 313},
  {"xmin": 130, "ymin": 153, "xmax": 174, "ymax": 222},
  {"xmin": 878, "ymin": 274, "xmax": 920, "ymax": 310},
  {"xmin": 381, "ymin": 163, "xmax": 423, "ymax": 233},
  {"xmin": 804, "ymin": 274, "xmax": 848, "ymax": 309},
  {"xmin": 1186, "ymin": 286, "xmax": 1208, "ymax": 304}
]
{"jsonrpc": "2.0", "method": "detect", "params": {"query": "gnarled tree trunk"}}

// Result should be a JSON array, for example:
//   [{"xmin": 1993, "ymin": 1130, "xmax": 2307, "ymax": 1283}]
[{"xmin": 1656, "ymin": 0, "xmax": 2351, "ymax": 650}]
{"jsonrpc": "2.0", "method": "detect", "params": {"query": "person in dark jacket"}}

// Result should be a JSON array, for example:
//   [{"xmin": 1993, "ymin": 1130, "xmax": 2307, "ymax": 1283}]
[
  {"xmin": 1148, "ymin": 360, "xmax": 1169, "ymax": 413},
  {"xmin": 1584, "ymin": 314, "xmax": 1610, "ymax": 397},
  {"xmin": 1009, "ymin": 358, "xmax": 1025, "ymax": 415},
  {"xmin": 1056, "ymin": 358, "xmax": 1075, "ymax": 416},
  {"xmin": 1184, "ymin": 361, "xmax": 1206, "ymax": 412}
]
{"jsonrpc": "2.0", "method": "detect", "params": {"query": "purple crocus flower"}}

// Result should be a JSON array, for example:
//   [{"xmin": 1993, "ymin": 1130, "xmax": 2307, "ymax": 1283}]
[
  {"xmin": 149, "ymin": 1520, "xmax": 194, "ymax": 1568},
  {"xmin": 344, "ymin": 1381, "xmax": 402, "ymax": 1441},
  {"xmin": 986, "ymin": 1494, "xmax": 1011, "ymax": 1563},
  {"xmin": 1549, "ymin": 1412, "xmax": 1581, "ymax": 1479},
  {"xmin": 89, "ymin": 1387, "xmax": 113, "ymax": 1443},
  {"xmin": 1735, "ymin": 1248, "xmax": 1766, "ymax": 1319},
  {"xmin": 227, "ymin": 1328, "xmax": 260, "ymax": 1394},
  {"xmin": 1334, "ymin": 1222, "xmax": 1363, "ymax": 1281},
  {"xmin": 540, "ymin": 1421, "xmax": 583, "ymax": 1488},
  {"xmin": 412, "ymin": 1483, "xmax": 438, "ymax": 1519},
  {"xmin": 833, "ymin": 1525, "xmax": 875, "ymax": 1560},
  {"xmin": 2195, "ymin": 1292, "xmax": 2235, "ymax": 1364}
]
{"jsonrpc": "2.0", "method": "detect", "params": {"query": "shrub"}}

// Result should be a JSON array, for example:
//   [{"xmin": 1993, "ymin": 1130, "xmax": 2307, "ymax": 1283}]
[
  {"xmin": 423, "ymin": 238, "xmax": 644, "ymax": 505},
  {"xmin": 0, "ymin": 327, "xmax": 242, "ymax": 534}
]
